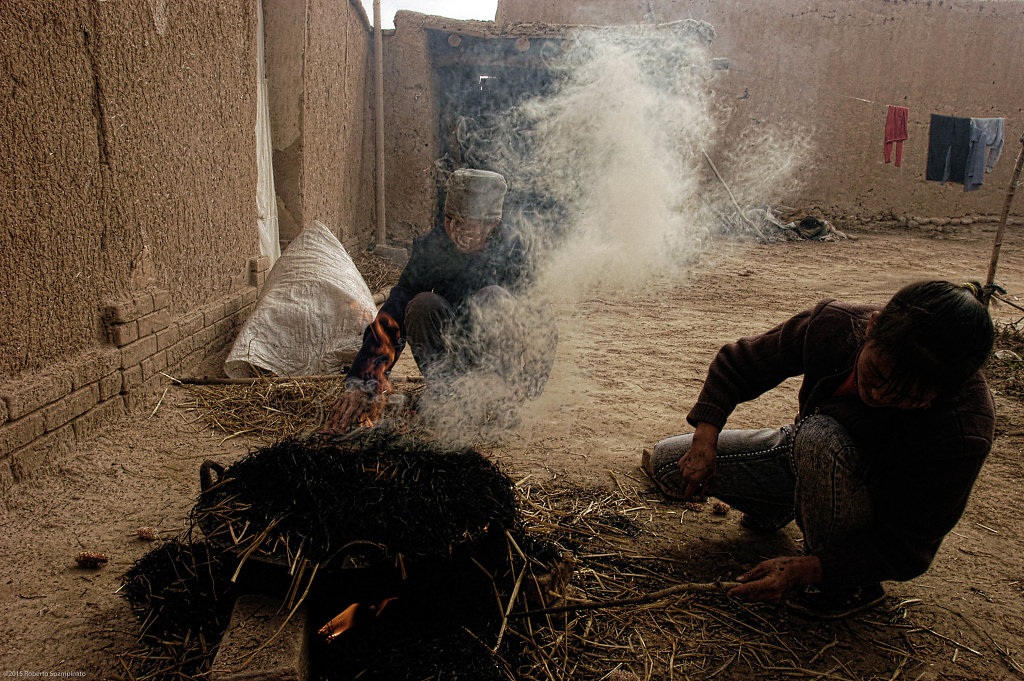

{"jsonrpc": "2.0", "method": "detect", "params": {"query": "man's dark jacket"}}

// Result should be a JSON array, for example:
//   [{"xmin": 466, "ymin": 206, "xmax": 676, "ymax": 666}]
[
  {"xmin": 687, "ymin": 299, "xmax": 995, "ymax": 586},
  {"xmin": 348, "ymin": 224, "xmax": 529, "ymax": 383}
]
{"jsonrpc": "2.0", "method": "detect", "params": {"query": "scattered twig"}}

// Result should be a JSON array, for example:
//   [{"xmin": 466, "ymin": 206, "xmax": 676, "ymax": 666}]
[
  {"xmin": 510, "ymin": 581, "xmax": 740, "ymax": 618},
  {"xmin": 148, "ymin": 387, "xmax": 170, "ymax": 419}
]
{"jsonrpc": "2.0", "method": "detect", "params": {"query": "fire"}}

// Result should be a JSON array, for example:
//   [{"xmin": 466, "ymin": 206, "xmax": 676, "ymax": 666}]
[
  {"xmin": 360, "ymin": 311, "xmax": 400, "ymax": 391},
  {"xmin": 354, "ymin": 393, "xmax": 388, "ymax": 429},
  {"xmin": 318, "ymin": 603, "xmax": 360, "ymax": 642},
  {"xmin": 351, "ymin": 311, "xmax": 401, "ymax": 429},
  {"xmin": 318, "ymin": 597, "xmax": 399, "ymax": 642}
]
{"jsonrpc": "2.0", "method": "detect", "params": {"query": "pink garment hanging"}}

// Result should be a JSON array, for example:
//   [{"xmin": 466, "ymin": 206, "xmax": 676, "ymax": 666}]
[{"xmin": 884, "ymin": 105, "xmax": 910, "ymax": 167}]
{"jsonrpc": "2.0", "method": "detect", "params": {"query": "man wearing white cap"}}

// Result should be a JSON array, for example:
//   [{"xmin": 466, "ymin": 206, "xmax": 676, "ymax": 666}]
[{"xmin": 326, "ymin": 168, "xmax": 556, "ymax": 432}]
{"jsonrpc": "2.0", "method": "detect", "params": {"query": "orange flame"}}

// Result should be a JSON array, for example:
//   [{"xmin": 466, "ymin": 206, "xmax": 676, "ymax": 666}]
[
  {"xmin": 360, "ymin": 311, "xmax": 400, "ymax": 393},
  {"xmin": 318, "ymin": 603, "xmax": 361, "ymax": 642},
  {"xmin": 318, "ymin": 597, "xmax": 400, "ymax": 643},
  {"xmin": 351, "ymin": 310, "xmax": 402, "ymax": 429}
]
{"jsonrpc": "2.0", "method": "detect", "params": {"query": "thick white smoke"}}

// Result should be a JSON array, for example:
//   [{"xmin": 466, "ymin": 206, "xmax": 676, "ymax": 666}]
[
  {"xmin": 417, "ymin": 23, "xmax": 811, "ymax": 445},
  {"xmin": 512, "ymin": 24, "xmax": 717, "ymax": 299}
]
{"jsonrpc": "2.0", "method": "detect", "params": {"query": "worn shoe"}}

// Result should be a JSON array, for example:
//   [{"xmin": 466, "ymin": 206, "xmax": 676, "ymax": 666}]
[
  {"xmin": 640, "ymin": 447, "xmax": 687, "ymax": 500},
  {"xmin": 784, "ymin": 583, "xmax": 886, "ymax": 620}
]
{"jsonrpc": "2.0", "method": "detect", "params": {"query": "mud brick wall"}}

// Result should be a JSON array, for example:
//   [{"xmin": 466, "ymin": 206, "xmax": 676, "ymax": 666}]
[
  {"xmin": 0, "ymin": 349, "xmax": 123, "ymax": 496},
  {"xmin": 0, "ymin": 256, "xmax": 271, "ymax": 501},
  {"xmin": 1, "ymin": 0, "xmax": 374, "ymax": 498},
  {"xmin": 0, "ymin": 0, "xmax": 259, "ymax": 381},
  {"xmin": 489, "ymin": 0, "xmax": 1024, "ymax": 222}
]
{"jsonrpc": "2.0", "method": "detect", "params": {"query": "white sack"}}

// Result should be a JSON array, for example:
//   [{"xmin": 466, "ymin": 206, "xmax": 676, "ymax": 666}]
[{"xmin": 225, "ymin": 221, "xmax": 376, "ymax": 377}]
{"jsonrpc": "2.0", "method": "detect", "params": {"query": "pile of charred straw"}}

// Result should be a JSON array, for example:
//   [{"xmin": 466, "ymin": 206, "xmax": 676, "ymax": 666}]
[
  {"xmin": 194, "ymin": 431, "xmax": 520, "ymax": 572},
  {"xmin": 197, "ymin": 431, "xmax": 533, "ymax": 680},
  {"xmin": 117, "ymin": 540, "xmax": 235, "ymax": 680},
  {"xmin": 119, "ymin": 432, "xmax": 535, "ymax": 680},
  {"xmin": 118, "ymin": 434, "xmax": 975, "ymax": 680}
]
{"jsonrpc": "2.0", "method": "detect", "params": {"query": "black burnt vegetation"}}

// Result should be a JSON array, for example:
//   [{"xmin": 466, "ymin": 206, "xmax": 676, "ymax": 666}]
[
  {"xmin": 117, "ymin": 430, "xmax": 550, "ymax": 681},
  {"xmin": 192, "ymin": 432, "xmax": 521, "ymax": 564},
  {"xmin": 118, "ymin": 540, "xmax": 236, "ymax": 679}
]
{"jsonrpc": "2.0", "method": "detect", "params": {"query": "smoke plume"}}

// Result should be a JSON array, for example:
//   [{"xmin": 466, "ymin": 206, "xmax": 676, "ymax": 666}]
[{"xmin": 418, "ymin": 23, "xmax": 811, "ymax": 445}]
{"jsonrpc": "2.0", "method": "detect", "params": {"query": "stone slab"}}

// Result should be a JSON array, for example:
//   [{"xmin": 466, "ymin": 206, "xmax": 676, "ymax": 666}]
[
  {"xmin": 210, "ymin": 594, "xmax": 309, "ymax": 681},
  {"xmin": 373, "ymin": 245, "xmax": 409, "ymax": 269}
]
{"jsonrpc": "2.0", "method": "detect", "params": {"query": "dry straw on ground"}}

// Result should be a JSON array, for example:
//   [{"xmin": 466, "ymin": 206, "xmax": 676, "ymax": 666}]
[
  {"xmin": 118, "ymin": 466, "xmax": 1008, "ymax": 681},
  {"xmin": 352, "ymin": 251, "xmax": 403, "ymax": 294},
  {"xmin": 150, "ymin": 382, "xmax": 1013, "ymax": 680},
  {"xmin": 503, "ymin": 481, "xmax": 983, "ymax": 681},
  {"xmin": 174, "ymin": 376, "xmax": 423, "ymax": 442},
  {"xmin": 986, "ymin": 321, "xmax": 1024, "ymax": 400},
  {"xmin": 176, "ymin": 376, "xmax": 346, "ymax": 440}
]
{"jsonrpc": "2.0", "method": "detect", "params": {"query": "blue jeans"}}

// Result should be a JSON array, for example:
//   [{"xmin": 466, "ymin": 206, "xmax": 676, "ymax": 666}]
[{"xmin": 649, "ymin": 415, "xmax": 874, "ymax": 557}]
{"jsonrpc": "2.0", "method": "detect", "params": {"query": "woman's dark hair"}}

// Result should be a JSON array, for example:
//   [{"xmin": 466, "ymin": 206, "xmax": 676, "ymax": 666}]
[{"xmin": 867, "ymin": 280, "xmax": 994, "ymax": 396}]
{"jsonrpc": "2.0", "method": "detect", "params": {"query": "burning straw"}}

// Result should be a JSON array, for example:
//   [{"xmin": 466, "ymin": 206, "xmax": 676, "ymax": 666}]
[{"xmin": 176, "ymin": 376, "xmax": 423, "ymax": 441}]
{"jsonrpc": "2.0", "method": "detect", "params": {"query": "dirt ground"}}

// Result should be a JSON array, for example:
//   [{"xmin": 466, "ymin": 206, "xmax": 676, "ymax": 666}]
[{"xmin": 2, "ymin": 223, "xmax": 1023, "ymax": 680}]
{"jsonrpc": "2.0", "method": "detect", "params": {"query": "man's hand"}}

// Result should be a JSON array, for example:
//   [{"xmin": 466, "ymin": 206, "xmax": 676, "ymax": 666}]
[
  {"xmin": 728, "ymin": 555, "xmax": 823, "ymax": 602},
  {"xmin": 324, "ymin": 388, "xmax": 371, "ymax": 434},
  {"xmin": 678, "ymin": 422, "xmax": 720, "ymax": 498}
]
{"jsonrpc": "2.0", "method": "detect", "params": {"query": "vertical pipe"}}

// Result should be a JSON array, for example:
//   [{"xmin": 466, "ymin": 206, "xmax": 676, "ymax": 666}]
[{"xmin": 373, "ymin": 0, "xmax": 386, "ymax": 245}]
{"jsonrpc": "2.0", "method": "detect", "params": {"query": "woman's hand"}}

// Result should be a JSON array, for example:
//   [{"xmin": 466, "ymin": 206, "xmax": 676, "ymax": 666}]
[
  {"xmin": 324, "ymin": 388, "xmax": 371, "ymax": 434},
  {"xmin": 678, "ymin": 422, "xmax": 720, "ymax": 498},
  {"xmin": 728, "ymin": 555, "xmax": 823, "ymax": 602}
]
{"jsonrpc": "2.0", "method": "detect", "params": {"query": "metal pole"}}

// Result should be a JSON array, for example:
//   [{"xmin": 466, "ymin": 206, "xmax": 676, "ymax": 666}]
[
  {"xmin": 985, "ymin": 131, "xmax": 1024, "ymax": 294},
  {"xmin": 373, "ymin": 0, "xmax": 386, "ymax": 245}
]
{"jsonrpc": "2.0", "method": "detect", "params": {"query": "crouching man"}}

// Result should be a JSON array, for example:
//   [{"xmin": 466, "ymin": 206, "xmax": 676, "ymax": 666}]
[
  {"xmin": 326, "ymin": 168, "xmax": 557, "ymax": 433},
  {"xmin": 642, "ymin": 281, "xmax": 995, "ymax": 618}
]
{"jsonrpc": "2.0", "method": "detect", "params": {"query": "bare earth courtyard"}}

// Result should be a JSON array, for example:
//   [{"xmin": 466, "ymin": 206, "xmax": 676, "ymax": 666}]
[{"xmin": 2, "ymin": 223, "xmax": 1023, "ymax": 680}]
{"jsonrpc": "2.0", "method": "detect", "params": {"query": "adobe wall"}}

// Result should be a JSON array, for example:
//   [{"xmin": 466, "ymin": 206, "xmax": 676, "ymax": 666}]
[
  {"xmin": 266, "ymin": 0, "xmax": 376, "ymax": 250},
  {"xmin": 0, "ymin": 0, "xmax": 376, "ymax": 495},
  {"xmin": 380, "ymin": 13, "xmax": 444, "ymax": 244},
  {"xmin": 493, "ymin": 0, "xmax": 1024, "ymax": 221},
  {"xmin": 303, "ymin": 0, "xmax": 377, "ymax": 248},
  {"xmin": 0, "ymin": 0, "xmax": 259, "ymax": 381}
]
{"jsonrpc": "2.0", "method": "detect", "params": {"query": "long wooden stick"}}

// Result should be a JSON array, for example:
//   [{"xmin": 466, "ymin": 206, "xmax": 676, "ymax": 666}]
[
  {"xmin": 509, "ymin": 580, "xmax": 740, "ymax": 618},
  {"xmin": 701, "ymin": 149, "xmax": 767, "ymax": 240},
  {"xmin": 985, "ymin": 131, "xmax": 1024, "ymax": 294},
  {"xmin": 172, "ymin": 375, "xmax": 423, "ymax": 385}
]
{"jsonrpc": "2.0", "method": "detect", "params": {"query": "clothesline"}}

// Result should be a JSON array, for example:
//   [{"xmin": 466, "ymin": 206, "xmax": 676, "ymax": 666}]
[
  {"xmin": 786, "ymin": 88, "xmax": 1015, "ymax": 189},
  {"xmin": 825, "ymin": 90, "xmax": 1012, "ymax": 121}
]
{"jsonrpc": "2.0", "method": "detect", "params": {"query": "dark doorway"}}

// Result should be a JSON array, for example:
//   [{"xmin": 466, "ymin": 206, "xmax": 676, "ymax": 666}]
[{"xmin": 428, "ymin": 31, "xmax": 564, "ymax": 235}]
